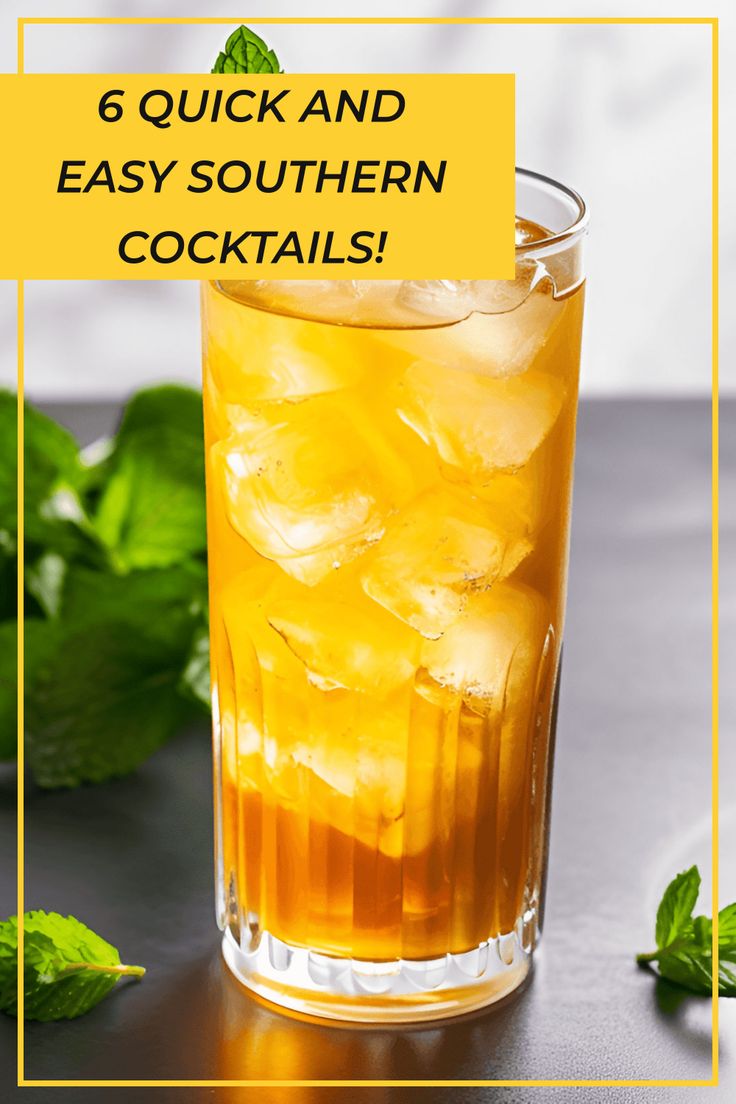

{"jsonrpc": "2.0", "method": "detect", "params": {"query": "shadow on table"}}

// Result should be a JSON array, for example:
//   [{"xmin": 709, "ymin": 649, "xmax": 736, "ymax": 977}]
[
  {"xmin": 213, "ymin": 956, "xmax": 534, "ymax": 1086},
  {"xmin": 651, "ymin": 976, "xmax": 714, "ymax": 1065}
]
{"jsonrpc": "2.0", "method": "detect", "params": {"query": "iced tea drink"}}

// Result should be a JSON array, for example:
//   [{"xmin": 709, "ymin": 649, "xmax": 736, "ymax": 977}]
[{"xmin": 203, "ymin": 171, "xmax": 587, "ymax": 1022}]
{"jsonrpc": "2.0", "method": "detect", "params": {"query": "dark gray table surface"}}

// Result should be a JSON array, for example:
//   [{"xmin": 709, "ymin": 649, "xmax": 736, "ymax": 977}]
[{"xmin": 1, "ymin": 397, "xmax": 732, "ymax": 1103}]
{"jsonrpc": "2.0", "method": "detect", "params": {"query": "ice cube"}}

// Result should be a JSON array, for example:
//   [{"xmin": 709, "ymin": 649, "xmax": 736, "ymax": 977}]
[
  {"xmin": 246, "ymin": 279, "xmax": 408, "ymax": 327},
  {"xmin": 396, "ymin": 280, "xmax": 477, "ymax": 322},
  {"xmin": 291, "ymin": 691, "xmax": 406, "ymax": 794},
  {"xmin": 214, "ymin": 397, "xmax": 412, "ymax": 585},
  {"xmin": 267, "ymin": 595, "xmax": 419, "ymax": 694},
  {"xmin": 219, "ymin": 565, "xmax": 308, "ymax": 678},
  {"xmin": 219, "ymin": 570, "xmax": 418, "ymax": 853},
  {"xmin": 215, "ymin": 564, "xmax": 306, "ymax": 794},
  {"xmin": 372, "ymin": 278, "xmax": 563, "ymax": 379},
  {"xmin": 514, "ymin": 215, "xmax": 584, "ymax": 297},
  {"xmin": 251, "ymin": 279, "xmax": 362, "ymax": 303},
  {"xmin": 419, "ymin": 581, "xmax": 550, "ymax": 715},
  {"xmin": 289, "ymin": 684, "xmax": 430, "ymax": 857},
  {"xmin": 204, "ymin": 282, "xmax": 368, "ymax": 402},
  {"xmin": 470, "ymin": 256, "xmax": 549, "ymax": 314},
  {"xmin": 294, "ymin": 685, "xmax": 487, "ymax": 859},
  {"xmin": 219, "ymin": 565, "xmax": 326, "ymax": 802},
  {"xmin": 398, "ymin": 259, "xmax": 549, "ymax": 321},
  {"xmin": 543, "ymin": 245, "xmax": 585, "ymax": 299},
  {"xmin": 361, "ymin": 487, "xmax": 531, "ymax": 638},
  {"xmin": 395, "ymin": 361, "xmax": 564, "ymax": 479},
  {"xmin": 213, "ymin": 654, "xmax": 263, "ymax": 790},
  {"xmin": 515, "ymin": 217, "xmax": 548, "ymax": 247},
  {"xmin": 473, "ymin": 448, "xmax": 548, "ymax": 540},
  {"xmin": 203, "ymin": 362, "xmax": 275, "ymax": 442}
]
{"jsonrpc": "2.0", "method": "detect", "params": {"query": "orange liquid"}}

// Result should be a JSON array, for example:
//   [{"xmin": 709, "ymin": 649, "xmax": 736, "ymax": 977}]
[{"xmin": 203, "ymin": 248, "xmax": 584, "ymax": 963}]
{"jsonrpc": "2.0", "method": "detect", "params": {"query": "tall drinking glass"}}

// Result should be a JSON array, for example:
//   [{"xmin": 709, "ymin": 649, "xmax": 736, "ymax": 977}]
[{"xmin": 201, "ymin": 169, "xmax": 588, "ymax": 1022}]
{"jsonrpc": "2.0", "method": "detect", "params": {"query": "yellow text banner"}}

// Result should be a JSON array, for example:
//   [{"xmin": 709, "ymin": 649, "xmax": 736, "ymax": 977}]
[{"xmin": 0, "ymin": 73, "xmax": 514, "ymax": 280}]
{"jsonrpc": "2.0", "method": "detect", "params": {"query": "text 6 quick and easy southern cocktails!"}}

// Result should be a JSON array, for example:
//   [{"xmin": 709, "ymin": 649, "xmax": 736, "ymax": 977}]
[{"xmin": 202, "ymin": 170, "xmax": 587, "ymax": 1022}]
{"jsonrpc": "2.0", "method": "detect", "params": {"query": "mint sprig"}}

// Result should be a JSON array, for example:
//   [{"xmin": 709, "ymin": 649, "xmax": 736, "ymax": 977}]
[
  {"xmin": 212, "ymin": 25, "xmax": 282, "ymax": 75},
  {"xmin": 0, "ymin": 392, "xmax": 105, "ymax": 567},
  {"xmin": 636, "ymin": 866, "xmax": 736, "ymax": 996},
  {"xmin": 0, "ymin": 911, "xmax": 144, "ymax": 1021},
  {"xmin": 1, "ymin": 384, "xmax": 211, "ymax": 784},
  {"xmin": 26, "ymin": 565, "xmax": 207, "ymax": 787},
  {"xmin": 93, "ymin": 386, "xmax": 206, "ymax": 571},
  {"xmin": 0, "ymin": 622, "xmax": 17, "ymax": 760}
]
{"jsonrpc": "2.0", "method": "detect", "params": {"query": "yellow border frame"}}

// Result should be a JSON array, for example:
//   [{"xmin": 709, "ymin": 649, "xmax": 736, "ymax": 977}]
[{"xmin": 15, "ymin": 14, "xmax": 719, "ymax": 1090}]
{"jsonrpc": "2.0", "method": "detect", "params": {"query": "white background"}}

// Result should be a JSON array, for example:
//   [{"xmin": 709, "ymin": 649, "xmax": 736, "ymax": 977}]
[{"xmin": 0, "ymin": 0, "xmax": 731, "ymax": 399}]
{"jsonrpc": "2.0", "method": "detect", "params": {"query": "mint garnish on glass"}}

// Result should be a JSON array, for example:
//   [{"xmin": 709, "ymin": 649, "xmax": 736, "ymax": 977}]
[
  {"xmin": 637, "ymin": 866, "xmax": 736, "ymax": 996},
  {"xmin": 212, "ymin": 25, "xmax": 282, "ymax": 74},
  {"xmin": 0, "ymin": 911, "xmax": 144, "ymax": 1021}
]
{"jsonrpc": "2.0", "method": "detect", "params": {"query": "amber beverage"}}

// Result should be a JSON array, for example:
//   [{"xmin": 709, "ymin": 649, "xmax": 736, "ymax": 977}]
[{"xmin": 202, "ymin": 169, "xmax": 587, "ymax": 1022}]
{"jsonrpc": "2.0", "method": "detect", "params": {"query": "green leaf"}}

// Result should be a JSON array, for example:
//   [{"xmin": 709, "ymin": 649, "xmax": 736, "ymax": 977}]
[
  {"xmin": 0, "ymin": 622, "xmax": 17, "ymax": 760},
  {"xmin": 718, "ymin": 902, "xmax": 736, "ymax": 948},
  {"xmin": 0, "ymin": 390, "xmax": 83, "ymax": 542},
  {"xmin": 33, "ymin": 488, "xmax": 110, "ymax": 568},
  {"xmin": 657, "ymin": 946, "xmax": 714, "ymax": 995},
  {"xmin": 692, "ymin": 913, "xmax": 712, "ymax": 948},
  {"xmin": 637, "ymin": 865, "xmax": 736, "ymax": 997},
  {"xmin": 655, "ymin": 866, "xmax": 700, "ymax": 948},
  {"xmin": 657, "ymin": 916, "xmax": 736, "ymax": 998},
  {"xmin": 93, "ymin": 386, "xmax": 206, "ymax": 571},
  {"xmin": 719, "ymin": 965, "xmax": 736, "ymax": 996},
  {"xmin": 115, "ymin": 385, "xmax": 204, "ymax": 444},
  {"xmin": 212, "ymin": 25, "xmax": 282, "ymax": 74},
  {"xmin": 0, "ymin": 531, "xmax": 15, "ymax": 622},
  {"xmin": 0, "ymin": 392, "xmax": 210, "ymax": 784},
  {"xmin": 25, "ymin": 552, "xmax": 66, "ymax": 619},
  {"xmin": 0, "ymin": 619, "xmax": 65, "ymax": 762},
  {"xmin": 711, "ymin": 905, "xmax": 736, "ymax": 995},
  {"xmin": 0, "ymin": 391, "xmax": 107, "ymax": 570},
  {"xmin": 179, "ymin": 624, "xmax": 211, "ymax": 711},
  {"xmin": 60, "ymin": 560, "xmax": 207, "ymax": 639},
  {"xmin": 27, "ymin": 627, "xmax": 191, "ymax": 787},
  {"xmin": 26, "ymin": 565, "xmax": 206, "ymax": 787},
  {"xmin": 0, "ymin": 911, "xmax": 144, "ymax": 1021}
]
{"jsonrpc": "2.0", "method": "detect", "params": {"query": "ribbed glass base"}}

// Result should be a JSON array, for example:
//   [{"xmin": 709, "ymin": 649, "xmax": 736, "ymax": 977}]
[{"xmin": 222, "ymin": 926, "xmax": 531, "ymax": 1024}]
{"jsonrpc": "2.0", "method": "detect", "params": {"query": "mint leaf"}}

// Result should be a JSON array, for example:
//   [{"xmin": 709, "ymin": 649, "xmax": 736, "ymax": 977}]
[
  {"xmin": 0, "ymin": 622, "xmax": 17, "ymax": 760},
  {"xmin": 26, "ymin": 565, "xmax": 207, "ymax": 787},
  {"xmin": 637, "ymin": 865, "xmax": 736, "ymax": 997},
  {"xmin": 678, "ymin": 908, "xmax": 736, "ymax": 996},
  {"xmin": 0, "ymin": 390, "xmax": 15, "ymax": 536},
  {"xmin": 1, "ymin": 618, "xmax": 76, "ymax": 764},
  {"xmin": 212, "ymin": 25, "xmax": 282, "ymax": 74},
  {"xmin": 657, "ymin": 914, "xmax": 736, "ymax": 997},
  {"xmin": 657, "ymin": 942, "xmax": 714, "ymax": 995},
  {"xmin": 0, "ymin": 390, "xmax": 83, "ymax": 544},
  {"xmin": 0, "ymin": 911, "xmax": 144, "ymax": 1021},
  {"xmin": 0, "ymin": 531, "xmax": 15, "ymax": 621},
  {"xmin": 60, "ymin": 560, "xmax": 207, "ymax": 641},
  {"xmin": 1, "ymin": 619, "xmax": 63, "ymax": 762},
  {"xmin": 93, "ymin": 386, "xmax": 206, "ymax": 571},
  {"xmin": 26, "ymin": 552, "xmax": 66, "ymax": 619},
  {"xmin": 115, "ymin": 385, "xmax": 204, "ymax": 443},
  {"xmin": 714, "ymin": 903, "xmax": 736, "ymax": 995},
  {"xmin": 655, "ymin": 866, "xmax": 700, "ymax": 947},
  {"xmin": 719, "ymin": 902, "xmax": 736, "ymax": 947},
  {"xmin": 179, "ymin": 624, "xmax": 211, "ymax": 710},
  {"xmin": 0, "ymin": 391, "xmax": 108, "ymax": 571},
  {"xmin": 27, "ymin": 624, "xmax": 192, "ymax": 787},
  {"xmin": 5, "ymin": 390, "xmax": 211, "ymax": 784}
]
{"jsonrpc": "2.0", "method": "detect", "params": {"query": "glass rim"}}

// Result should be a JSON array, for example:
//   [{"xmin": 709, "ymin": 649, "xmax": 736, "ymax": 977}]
[{"xmin": 515, "ymin": 167, "xmax": 589, "ymax": 255}]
